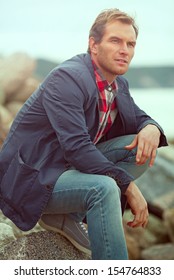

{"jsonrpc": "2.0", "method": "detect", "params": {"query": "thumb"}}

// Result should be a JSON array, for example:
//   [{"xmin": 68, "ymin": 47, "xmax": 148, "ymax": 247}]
[{"xmin": 125, "ymin": 135, "xmax": 138, "ymax": 150}]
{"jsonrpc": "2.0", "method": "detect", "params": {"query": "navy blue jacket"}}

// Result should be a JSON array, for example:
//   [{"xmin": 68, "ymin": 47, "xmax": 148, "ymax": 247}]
[{"xmin": 0, "ymin": 53, "xmax": 167, "ymax": 230}]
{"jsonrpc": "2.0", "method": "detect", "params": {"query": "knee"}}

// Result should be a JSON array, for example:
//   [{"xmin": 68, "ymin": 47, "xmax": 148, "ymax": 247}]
[
  {"xmin": 86, "ymin": 175, "xmax": 121, "ymax": 208},
  {"xmin": 100, "ymin": 175, "xmax": 121, "ymax": 197},
  {"xmin": 99, "ymin": 175, "xmax": 120, "ymax": 194}
]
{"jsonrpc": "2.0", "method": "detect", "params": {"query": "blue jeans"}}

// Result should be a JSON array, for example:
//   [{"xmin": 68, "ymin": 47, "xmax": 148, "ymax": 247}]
[{"xmin": 44, "ymin": 135, "xmax": 149, "ymax": 260}]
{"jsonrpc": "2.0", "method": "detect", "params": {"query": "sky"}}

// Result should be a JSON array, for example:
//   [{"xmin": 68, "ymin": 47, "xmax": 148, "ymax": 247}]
[{"xmin": 1, "ymin": 0, "xmax": 174, "ymax": 66}]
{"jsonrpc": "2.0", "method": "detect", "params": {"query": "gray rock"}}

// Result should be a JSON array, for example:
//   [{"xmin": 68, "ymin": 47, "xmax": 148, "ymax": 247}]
[
  {"xmin": 136, "ymin": 151, "xmax": 174, "ymax": 210},
  {"xmin": 123, "ymin": 211, "xmax": 169, "ymax": 250},
  {"xmin": 141, "ymin": 243, "xmax": 174, "ymax": 260},
  {"xmin": 0, "ymin": 210, "xmax": 44, "ymax": 238},
  {"xmin": 0, "ymin": 231, "xmax": 90, "ymax": 260},
  {"xmin": 146, "ymin": 214, "xmax": 169, "ymax": 243},
  {"xmin": 0, "ymin": 53, "xmax": 36, "ymax": 98},
  {"xmin": 125, "ymin": 233, "xmax": 141, "ymax": 260},
  {"xmin": 163, "ymin": 208, "xmax": 174, "ymax": 243},
  {"xmin": 0, "ymin": 223, "xmax": 16, "ymax": 247}
]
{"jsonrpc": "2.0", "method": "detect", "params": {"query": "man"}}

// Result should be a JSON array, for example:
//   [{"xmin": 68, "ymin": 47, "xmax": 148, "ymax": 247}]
[{"xmin": 0, "ymin": 9, "xmax": 167, "ymax": 259}]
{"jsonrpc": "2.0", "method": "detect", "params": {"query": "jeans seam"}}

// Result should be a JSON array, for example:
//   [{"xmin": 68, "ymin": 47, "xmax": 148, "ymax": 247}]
[
  {"xmin": 86, "ymin": 186, "xmax": 112, "ymax": 259},
  {"xmin": 101, "ymin": 148, "xmax": 136, "ymax": 162},
  {"xmin": 48, "ymin": 187, "xmax": 90, "ymax": 214}
]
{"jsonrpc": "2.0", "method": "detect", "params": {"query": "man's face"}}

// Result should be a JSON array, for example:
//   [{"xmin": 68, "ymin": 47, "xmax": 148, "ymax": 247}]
[{"xmin": 90, "ymin": 20, "xmax": 136, "ymax": 82}]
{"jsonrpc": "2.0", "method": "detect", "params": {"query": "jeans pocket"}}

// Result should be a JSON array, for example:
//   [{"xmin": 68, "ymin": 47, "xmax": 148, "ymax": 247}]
[{"xmin": 1, "ymin": 150, "xmax": 39, "ymax": 208}]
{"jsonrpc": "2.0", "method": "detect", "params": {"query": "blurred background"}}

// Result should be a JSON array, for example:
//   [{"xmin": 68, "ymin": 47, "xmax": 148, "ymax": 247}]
[
  {"xmin": 0, "ymin": 0, "xmax": 174, "ymax": 260},
  {"xmin": 1, "ymin": 0, "xmax": 174, "ymax": 65}
]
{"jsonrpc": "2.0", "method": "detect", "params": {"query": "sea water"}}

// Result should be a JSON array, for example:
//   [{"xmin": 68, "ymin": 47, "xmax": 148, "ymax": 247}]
[{"xmin": 130, "ymin": 88, "xmax": 174, "ymax": 141}]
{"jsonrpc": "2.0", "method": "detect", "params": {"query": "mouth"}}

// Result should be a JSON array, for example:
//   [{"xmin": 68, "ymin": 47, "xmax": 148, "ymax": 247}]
[{"xmin": 115, "ymin": 59, "xmax": 128, "ymax": 64}]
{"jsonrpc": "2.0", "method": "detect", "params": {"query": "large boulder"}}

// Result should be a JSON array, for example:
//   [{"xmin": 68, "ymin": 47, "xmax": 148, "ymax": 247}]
[
  {"xmin": 163, "ymin": 208, "xmax": 174, "ymax": 243},
  {"xmin": 11, "ymin": 77, "xmax": 39, "ymax": 103},
  {"xmin": 0, "ymin": 231, "xmax": 90, "ymax": 260},
  {"xmin": 123, "ymin": 211, "xmax": 169, "ymax": 252},
  {"xmin": 0, "ymin": 223, "xmax": 16, "ymax": 247},
  {"xmin": 136, "ymin": 146, "xmax": 174, "ymax": 212},
  {"xmin": 141, "ymin": 243, "xmax": 174, "ymax": 260},
  {"xmin": 0, "ymin": 53, "xmax": 39, "ymax": 139},
  {"xmin": 0, "ymin": 53, "xmax": 36, "ymax": 99}
]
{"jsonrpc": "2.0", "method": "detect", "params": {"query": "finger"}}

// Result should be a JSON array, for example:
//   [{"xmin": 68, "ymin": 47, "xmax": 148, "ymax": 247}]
[
  {"xmin": 149, "ymin": 149, "xmax": 157, "ymax": 167},
  {"xmin": 127, "ymin": 221, "xmax": 141, "ymax": 228},
  {"xmin": 136, "ymin": 147, "xmax": 150, "ymax": 165},
  {"xmin": 136, "ymin": 139, "xmax": 155, "ymax": 165},
  {"xmin": 125, "ymin": 136, "xmax": 138, "ymax": 150},
  {"xmin": 142, "ymin": 219, "xmax": 149, "ymax": 228},
  {"xmin": 142, "ymin": 213, "xmax": 149, "ymax": 228},
  {"xmin": 136, "ymin": 141, "xmax": 144, "ymax": 164},
  {"xmin": 128, "ymin": 208, "xmax": 149, "ymax": 228},
  {"xmin": 141, "ymin": 207, "xmax": 149, "ymax": 228},
  {"xmin": 127, "ymin": 212, "xmax": 142, "ymax": 228},
  {"xmin": 142, "ymin": 143, "xmax": 151, "ymax": 159},
  {"xmin": 127, "ymin": 220, "xmax": 142, "ymax": 228},
  {"xmin": 136, "ymin": 154, "xmax": 147, "ymax": 165}
]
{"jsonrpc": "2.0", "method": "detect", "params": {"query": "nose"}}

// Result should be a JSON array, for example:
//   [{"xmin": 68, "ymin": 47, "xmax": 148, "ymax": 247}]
[{"xmin": 119, "ymin": 43, "xmax": 129, "ymax": 54}]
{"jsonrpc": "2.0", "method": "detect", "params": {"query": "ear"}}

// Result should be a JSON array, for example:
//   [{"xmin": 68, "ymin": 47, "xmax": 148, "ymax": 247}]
[{"xmin": 89, "ymin": 37, "xmax": 98, "ymax": 54}]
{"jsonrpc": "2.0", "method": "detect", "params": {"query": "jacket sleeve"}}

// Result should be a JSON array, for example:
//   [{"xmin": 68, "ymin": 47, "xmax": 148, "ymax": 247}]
[{"xmin": 41, "ymin": 69, "xmax": 134, "ymax": 193}]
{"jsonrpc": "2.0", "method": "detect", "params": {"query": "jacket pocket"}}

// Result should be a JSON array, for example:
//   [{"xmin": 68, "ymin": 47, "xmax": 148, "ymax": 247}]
[{"xmin": 0, "ymin": 150, "xmax": 39, "ymax": 208}]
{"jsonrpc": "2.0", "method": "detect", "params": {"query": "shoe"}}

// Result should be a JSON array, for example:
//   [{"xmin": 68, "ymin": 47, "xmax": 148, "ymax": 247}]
[{"xmin": 39, "ymin": 214, "xmax": 91, "ymax": 256}]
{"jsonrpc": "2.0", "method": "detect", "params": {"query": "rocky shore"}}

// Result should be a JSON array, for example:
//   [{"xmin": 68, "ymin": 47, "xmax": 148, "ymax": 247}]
[
  {"xmin": 0, "ymin": 199, "xmax": 174, "ymax": 260},
  {"xmin": 0, "ymin": 53, "xmax": 40, "ymax": 142},
  {"xmin": 0, "ymin": 53, "xmax": 174, "ymax": 260}
]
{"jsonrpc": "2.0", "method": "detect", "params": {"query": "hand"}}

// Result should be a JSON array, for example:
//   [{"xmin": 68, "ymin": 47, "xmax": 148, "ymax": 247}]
[
  {"xmin": 125, "ymin": 181, "xmax": 149, "ymax": 228},
  {"xmin": 125, "ymin": 124, "xmax": 161, "ymax": 167}
]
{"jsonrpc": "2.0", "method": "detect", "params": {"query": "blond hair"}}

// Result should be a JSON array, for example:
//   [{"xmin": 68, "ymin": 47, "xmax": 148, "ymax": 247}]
[{"xmin": 88, "ymin": 8, "xmax": 138, "ymax": 53}]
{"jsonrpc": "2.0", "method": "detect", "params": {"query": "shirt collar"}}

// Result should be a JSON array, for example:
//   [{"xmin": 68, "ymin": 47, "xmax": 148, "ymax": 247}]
[{"xmin": 91, "ymin": 59, "xmax": 116, "ymax": 92}]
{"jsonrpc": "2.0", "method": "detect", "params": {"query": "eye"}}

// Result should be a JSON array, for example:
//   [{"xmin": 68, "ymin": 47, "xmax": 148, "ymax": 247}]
[
  {"xmin": 127, "ymin": 42, "xmax": 136, "ymax": 48},
  {"xmin": 110, "ymin": 38, "xmax": 120, "ymax": 44}
]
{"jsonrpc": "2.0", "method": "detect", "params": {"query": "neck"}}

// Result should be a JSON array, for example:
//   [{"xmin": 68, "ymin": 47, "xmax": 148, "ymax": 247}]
[{"xmin": 90, "ymin": 54, "xmax": 117, "ymax": 83}]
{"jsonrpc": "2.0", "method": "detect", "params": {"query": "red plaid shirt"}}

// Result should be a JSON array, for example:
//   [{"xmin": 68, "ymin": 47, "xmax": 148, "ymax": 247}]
[{"xmin": 92, "ymin": 61, "xmax": 118, "ymax": 144}]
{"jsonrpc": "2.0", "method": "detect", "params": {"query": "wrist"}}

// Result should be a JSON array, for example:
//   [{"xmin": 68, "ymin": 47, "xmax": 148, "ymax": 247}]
[
  {"xmin": 125, "ymin": 181, "xmax": 135, "ymax": 196},
  {"xmin": 145, "ymin": 124, "xmax": 161, "ymax": 135}
]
